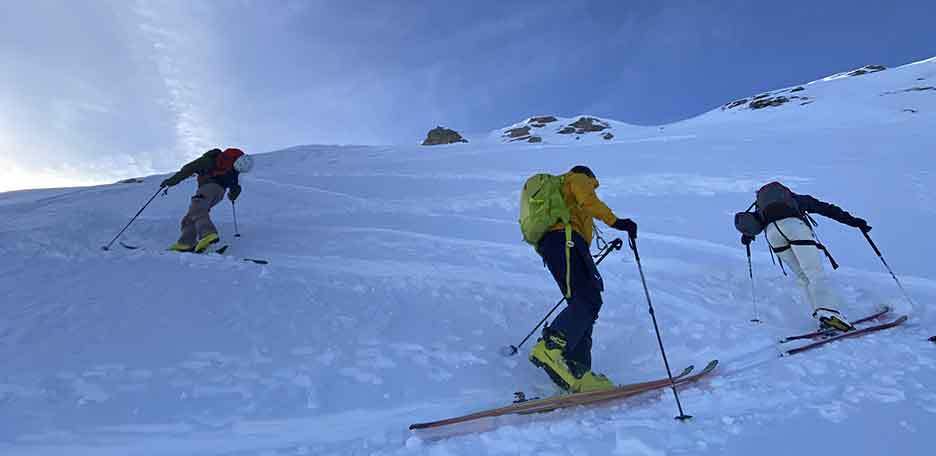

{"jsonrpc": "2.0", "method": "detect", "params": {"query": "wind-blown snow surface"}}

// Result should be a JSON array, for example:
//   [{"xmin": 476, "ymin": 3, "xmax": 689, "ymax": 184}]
[{"xmin": 1, "ymin": 58, "xmax": 935, "ymax": 455}]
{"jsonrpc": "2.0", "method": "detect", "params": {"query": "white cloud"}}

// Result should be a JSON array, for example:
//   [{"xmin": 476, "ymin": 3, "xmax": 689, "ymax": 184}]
[{"xmin": 132, "ymin": 0, "xmax": 219, "ymax": 161}]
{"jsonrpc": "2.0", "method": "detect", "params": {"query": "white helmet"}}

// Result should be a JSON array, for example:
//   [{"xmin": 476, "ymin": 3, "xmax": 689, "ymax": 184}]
[{"xmin": 234, "ymin": 154, "xmax": 254, "ymax": 173}]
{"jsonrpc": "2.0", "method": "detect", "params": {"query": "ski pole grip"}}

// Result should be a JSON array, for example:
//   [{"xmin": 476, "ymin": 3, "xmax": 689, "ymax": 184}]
[{"xmin": 863, "ymin": 231, "xmax": 882, "ymax": 257}]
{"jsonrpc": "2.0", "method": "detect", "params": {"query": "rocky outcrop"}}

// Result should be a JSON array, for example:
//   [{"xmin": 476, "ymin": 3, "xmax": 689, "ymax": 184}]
[
  {"xmin": 528, "ymin": 116, "xmax": 557, "ymax": 128},
  {"xmin": 501, "ymin": 125, "xmax": 543, "ymax": 143},
  {"xmin": 504, "ymin": 126, "xmax": 531, "ymax": 138},
  {"xmin": 722, "ymin": 86, "xmax": 812, "ymax": 111},
  {"xmin": 847, "ymin": 65, "xmax": 886, "ymax": 77},
  {"xmin": 422, "ymin": 126, "xmax": 468, "ymax": 146},
  {"xmin": 117, "ymin": 178, "xmax": 145, "ymax": 184},
  {"xmin": 500, "ymin": 115, "xmax": 616, "ymax": 143},
  {"xmin": 750, "ymin": 96, "xmax": 790, "ymax": 110},
  {"xmin": 569, "ymin": 117, "xmax": 609, "ymax": 132}
]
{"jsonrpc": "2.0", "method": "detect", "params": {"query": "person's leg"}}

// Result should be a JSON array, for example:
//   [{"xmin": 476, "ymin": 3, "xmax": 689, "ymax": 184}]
[
  {"xmin": 766, "ymin": 219, "xmax": 812, "ymax": 310},
  {"xmin": 773, "ymin": 218, "xmax": 851, "ymax": 329},
  {"xmin": 192, "ymin": 183, "xmax": 225, "ymax": 240},
  {"xmin": 530, "ymin": 231, "xmax": 599, "ymax": 389}
]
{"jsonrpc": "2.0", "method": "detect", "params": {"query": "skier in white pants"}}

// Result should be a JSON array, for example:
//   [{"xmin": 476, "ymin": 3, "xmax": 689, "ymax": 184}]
[{"xmin": 738, "ymin": 182, "xmax": 871, "ymax": 331}]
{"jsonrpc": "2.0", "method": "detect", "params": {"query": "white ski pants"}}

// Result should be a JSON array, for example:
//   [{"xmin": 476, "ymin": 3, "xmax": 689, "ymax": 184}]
[{"xmin": 765, "ymin": 217, "xmax": 844, "ymax": 313}]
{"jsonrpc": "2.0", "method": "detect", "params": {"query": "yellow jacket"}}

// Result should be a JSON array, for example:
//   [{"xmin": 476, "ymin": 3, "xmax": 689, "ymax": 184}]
[{"xmin": 550, "ymin": 171, "xmax": 618, "ymax": 241}]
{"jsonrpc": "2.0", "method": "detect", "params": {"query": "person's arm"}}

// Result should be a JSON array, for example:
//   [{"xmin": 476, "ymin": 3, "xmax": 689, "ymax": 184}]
[
  {"xmin": 567, "ymin": 173, "xmax": 617, "ymax": 226},
  {"xmin": 795, "ymin": 194, "xmax": 867, "ymax": 228},
  {"xmin": 161, "ymin": 150, "xmax": 219, "ymax": 187}
]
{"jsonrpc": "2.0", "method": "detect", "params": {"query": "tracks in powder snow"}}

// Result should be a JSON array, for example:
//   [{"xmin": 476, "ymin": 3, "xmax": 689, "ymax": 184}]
[{"xmin": 407, "ymin": 307, "xmax": 916, "ymax": 435}]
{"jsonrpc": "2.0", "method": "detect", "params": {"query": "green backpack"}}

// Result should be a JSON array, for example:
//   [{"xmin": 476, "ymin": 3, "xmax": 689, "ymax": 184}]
[{"xmin": 519, "ymin": 173, "xmax": 573, "ymax": 297}]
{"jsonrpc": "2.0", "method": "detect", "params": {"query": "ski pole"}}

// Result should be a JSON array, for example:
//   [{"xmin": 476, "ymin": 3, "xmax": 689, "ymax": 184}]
[
  {"xmin": 746, "ymin": 243, "xmax": 761, "ymax": 323},
  {"xmin": 862, "ymin": 230, "xmax": 914, "ymax": 305},
  {"xmin": 101, "ymin": 187, "xmax": 166, "ymax": 251},
  {"xmin": 629, "ymin": 236, "xmax": 692, "ymax": 421},
  {"xmin": 500, "ymin": 237, "xmax": 624, "ymax": 357},
  {"xmin": 232, "ymin": 201, "xmax": 241, "ymax": 237}
]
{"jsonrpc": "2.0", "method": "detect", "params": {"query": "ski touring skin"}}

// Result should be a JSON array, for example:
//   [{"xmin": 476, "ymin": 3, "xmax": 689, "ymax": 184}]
[
  {"xmin": 779, "ymin": 307, "xmax": 891, "ymax": 343},
  {"xmin": 409, "ymin": 360, "xmax": 718, "ymax": 431},
  {"xmin": 781, "ymin": 316, "xmax": 907, "ymax": 357}
]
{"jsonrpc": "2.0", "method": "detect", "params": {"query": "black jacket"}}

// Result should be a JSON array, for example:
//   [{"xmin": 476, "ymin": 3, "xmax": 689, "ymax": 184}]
[{"xmin": 762, "ymin": 193, "xmax": 863, "ymax": 227}]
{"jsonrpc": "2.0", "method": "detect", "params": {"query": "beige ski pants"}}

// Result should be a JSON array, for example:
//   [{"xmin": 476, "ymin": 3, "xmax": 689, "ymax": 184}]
[
  {"xmin": 178, "ymin": 183, "xmax": 225, "ymax": 245},
  {"xmin": 765, "ymin": 217, "xmax": 845, "ymax": 313}
]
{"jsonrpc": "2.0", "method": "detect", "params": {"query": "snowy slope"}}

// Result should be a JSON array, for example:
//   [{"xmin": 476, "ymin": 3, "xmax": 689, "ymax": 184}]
[{"xmin": 0, "ymin": 57, "xmax": 935, "ymax": 455}]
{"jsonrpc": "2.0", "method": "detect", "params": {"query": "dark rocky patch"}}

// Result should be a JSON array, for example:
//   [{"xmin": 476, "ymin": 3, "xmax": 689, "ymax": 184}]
[
  {"xmin": 903, "ymin": 108, "xmax": 918, "ymax": 113},
  {"xmin": 558, "ymin": 126, "xmax": 576, "ymax": 134},
  {"xmin": 790, "ymin": 86, "xmax": 805, "ymax": 93},
  {"xmin": 602, "ymin": 132, "xmax": 614, "ymax": 140},
  {"xmin": 847, "ymin": 65, "xmax": 886, "ymax": 77},
  {"xmin": 882, "ymin": 86, "xmax": 935, "ymax": 95},
  {"xmin": 422, "ymin": 126, "xmax": 468, "ymax": 145},
  {"xmin": 529, "ymin": 116, "xmax": 557, "ymax": 124},
  {"xmin": 117, "ymin": 178, "xmax": 145, "ymax": 184},
  {"xmin": 528, "ymin": 136, "xmax": 543, "ymax": 143},
  {"xmin": 750, "ymin": 96, "xmax": 790, "ymax": 109},
  {"xmin": 504, "ymin": 126, "xmax": 531, "ymax": 139},
  {"xmin": 569, "ymin": 116, "xmax": 609, "ymax": 133},
  {"xmin": 723, "ymin": 98, "xmax": 749, "ymax": 110}
]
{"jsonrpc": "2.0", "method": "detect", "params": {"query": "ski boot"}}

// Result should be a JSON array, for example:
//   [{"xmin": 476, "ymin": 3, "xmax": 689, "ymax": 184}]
[
  {"xmin": 571, "ymin": 371, "xmax": 615, "ymax": 393},
  {"xmin": 813, "ymin": 307, "xmax": 854, "ymax": 332},
  {"xmin": 194, "ymin": 232, "xmax": 220, "ymax": 253},
  {"xmin": 168, "ymin": 242, "xmax": 194, "ymax": 252},
  {"xmin": 529, "ymin": 330, "xmax": 578, "ymax": 392}
]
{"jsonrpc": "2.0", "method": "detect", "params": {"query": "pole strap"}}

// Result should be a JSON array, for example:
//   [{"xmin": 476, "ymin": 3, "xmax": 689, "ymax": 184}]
[{"xmin": 564, "ymin": 224, "xmax": 573, "ymax": 299}]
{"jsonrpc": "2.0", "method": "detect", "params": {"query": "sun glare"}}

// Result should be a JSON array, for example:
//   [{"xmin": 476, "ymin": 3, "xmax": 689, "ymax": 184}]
[{"xmin": 0, "ymin": 160, "xmax": 106, "ymax": 193}]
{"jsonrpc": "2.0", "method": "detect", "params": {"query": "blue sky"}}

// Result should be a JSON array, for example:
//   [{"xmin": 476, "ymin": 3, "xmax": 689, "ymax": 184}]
[{"xmin": 1, "ymin": 0, "xmax": 934, "ymax": 191}]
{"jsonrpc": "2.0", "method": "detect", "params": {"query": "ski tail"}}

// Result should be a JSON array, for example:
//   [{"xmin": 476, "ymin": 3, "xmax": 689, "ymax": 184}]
[{"xmin": 409, "ymin": 360, "xmax": 718, "ymax": 431}]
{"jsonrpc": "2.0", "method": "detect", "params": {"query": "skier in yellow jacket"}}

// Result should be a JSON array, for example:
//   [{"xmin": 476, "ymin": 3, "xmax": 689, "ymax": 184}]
[{"xmin": 530, "ymin": 165, "xmax": 637, "ymax": 393}]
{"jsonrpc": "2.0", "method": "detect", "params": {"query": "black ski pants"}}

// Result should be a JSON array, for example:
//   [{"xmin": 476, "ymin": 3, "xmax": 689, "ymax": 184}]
[{"xmin": 538, "ymin": 229, "xmax": 604, "ymax": 376}]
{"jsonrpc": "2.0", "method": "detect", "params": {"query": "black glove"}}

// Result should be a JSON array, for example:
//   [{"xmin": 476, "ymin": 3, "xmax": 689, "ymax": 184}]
[
  {"xmin": 854, "ymin": 218, "xmax": 871, "ymax": 233},
  {"xmin": 160, "ymin": 179, "xmax": 172, "ymax": 188},
  {"xmin": 741, "ymin": 234, "xmax": 755, "ymax": 246},
  {"xmin": 612, "ymin": 218, "xmax": 637, "ymax": 239},
  {"xmin": 228, "ymin": 185, "xmax": 241, "ymax": 202}
]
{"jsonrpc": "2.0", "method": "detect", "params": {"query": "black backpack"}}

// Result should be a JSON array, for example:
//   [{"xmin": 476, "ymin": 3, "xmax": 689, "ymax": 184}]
[
  {"xmin": 734, "ymin": 182, "xmax": 802, "ymax": 237},
  {"xmin": 755, "ymin": 181, "xmax": 802, "ymax": 224}
]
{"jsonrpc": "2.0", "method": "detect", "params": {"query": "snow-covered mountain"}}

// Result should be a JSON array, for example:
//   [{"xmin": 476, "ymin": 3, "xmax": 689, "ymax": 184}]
[{"xmin": 1, "ymin": 57, "xmax": 934, "ymax": 455}]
